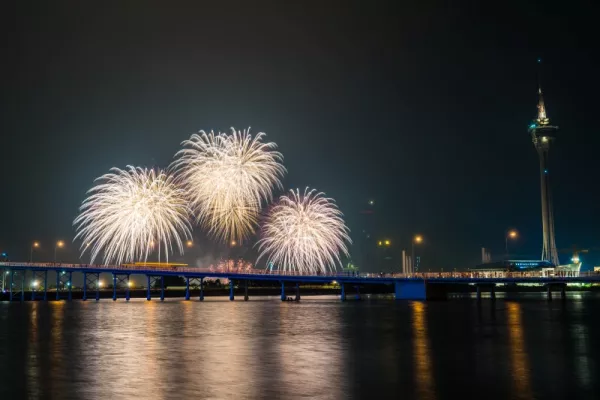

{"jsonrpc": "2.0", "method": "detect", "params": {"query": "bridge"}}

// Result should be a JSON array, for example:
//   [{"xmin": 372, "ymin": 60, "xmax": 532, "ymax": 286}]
[{"xmin": 1, "ymin": 262, "xmax": 599, "ymax": 302}]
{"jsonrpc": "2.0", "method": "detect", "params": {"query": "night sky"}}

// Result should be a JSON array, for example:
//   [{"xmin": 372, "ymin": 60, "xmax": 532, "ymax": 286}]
[{"xmin": 1, "ymin": 1, "xmax": 597, "ymax": 271}]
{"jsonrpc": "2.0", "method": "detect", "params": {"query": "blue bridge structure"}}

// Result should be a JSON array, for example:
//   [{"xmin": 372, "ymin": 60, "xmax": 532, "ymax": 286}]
[{"xmin": 1, "ymin": 262, "xmax": 599, "ymax": 302}]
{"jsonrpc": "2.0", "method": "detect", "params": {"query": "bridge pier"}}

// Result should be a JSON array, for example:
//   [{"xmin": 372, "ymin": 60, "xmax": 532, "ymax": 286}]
[
  {"xmin": 56, "ymin": 272, "xmax": 60, "ymax": 300},
  {"xmin": 280, "ymin": 281, "xmax": 285, "ymax": 301},
  {"xmin": 112, "ymin": 273, "xmax": 117, "ymax": 301},
  {"xmin": 476, "ymin": 285, "xmax": 481, "ymax": 301},
  {"xmin": 229, "ymin": 279, "xmax": 234, "ymax": 301},
  {"xmin": 490, "ymin": 285, "xmax": 496, "ymax": 301},
  {"xmin": 355, "ymin": 285, "xmax": 361, "ymax": 301},
  {"xmin": 146, "ymin": 276, "xmax": 151, "ymax": 301},
  {"xmin": 43, "ymin": 271, "xmax": 48, "ymax": 301},
  {"xmin": 295, "ymin": 282, "xmax": 300, "ymax": 301},
  {"xmin": 199, "ymin": 278, "xmax": 204, "ymax": 301},
  {"xmin": 9, "ymin": 271, "xmax": 14, "ymax": 301},
  {"xmin": 547, "ymin": 285, "xmax": 553, "ymax": 301},
  {"xmin": 125, "ymin": 275, "xmax": 130, "ymax": 301},
  {"xmin": 185, "ymin": 277, "xmax": 190, "ymax": 301},
  {"xmin": 394, "ymin": 281, "xmax": 426, "ymax": 300},
  {"xmin": 561, "ymin": 285, "xmax": 566, "ymax": 300},
  {"xmin": 340, "ymin": 283, "xmax": 346, "ymax": 302},
  {"xmin": 68, "ymin": 272, "xmax": 72, "ymax": 301},
  {"xmin": 160, "ymin": 276, "xmax": 165, "ymax": 301},
  {"xmin": 83, "ymin": 272, "xmax": 88, "ymax": 301},
  {"xmin": 244, "ymin": 280, "xmax": 249, "ymax": 301}
]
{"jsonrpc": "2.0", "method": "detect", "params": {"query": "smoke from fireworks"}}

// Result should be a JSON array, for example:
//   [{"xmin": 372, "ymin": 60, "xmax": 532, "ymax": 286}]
[
  {"xmin": 73, "ymin": 166, "xmax": 192, "ymax": 265},
  {"xmin": 257, "ymin": 188, "xmax": 351, "ymax": 274},
  {"xmin": 173, "ymin": 127, "xmax": 285, "ymax": 243}
]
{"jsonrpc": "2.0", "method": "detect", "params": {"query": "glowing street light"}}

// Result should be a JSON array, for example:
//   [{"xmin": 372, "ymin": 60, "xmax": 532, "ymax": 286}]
[
  {"xmin": 54, "ymin": 240, "xmax": 64, "ymax": 263},
  {"xmin": 32, "ymin": 280, "xmax": 39, "ymax": 288},
  {"xmin": 127, "ymin": 281, "xmax": 133, "ymax": 288},
  {"xmin": 505, "ymin": 229, "xmax": 518, "ymax": 258},
  {"xmin": 186, "ymin": 240, "xmax": 193, "ymax": 248},
  {"xmin": 30, "ymin": 241, "xmax": 40, "ymax": 263},
  {"xmin": 412, "ymin": 234, "xmax": 424, "ymax": 273},
  {"xmin": 230, "ymin": 240, "xmax": 237, "ymax": 247},
  {"xmin": 98, "ymin": 280, "xmax": 104, "ymax": 288}
]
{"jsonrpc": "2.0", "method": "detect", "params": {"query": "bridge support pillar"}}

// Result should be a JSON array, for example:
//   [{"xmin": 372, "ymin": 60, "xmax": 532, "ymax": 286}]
[
  {"xmin": 340, "ymin": 283, "xmax": 346, "ymax": 302},
  {"xmin": 185, "ymin": 277, "xmax": 190, "ymax": 301},
  {"xmin": 229, "ymin": 279, "xmax": 235, "ymax": 301},
  {"xmin": 490, "ymin": 285, "xmax": 496, "ymax": 301},
  {"xmin": 146, "ymin": 276, "xmax": 151, "ymax": 301},
  {"xmin": 244, "ymin": 280, "xmax": 249, "ymax": 301},
  {"xmin": 43, "ymin": 271, "xmax": 48, "ymax": 301},
  {"xmin": 355, "ymin": 285, "xmax": 361, "ymax": 301},
  {"xmin": 56, "ymin": 272, "xmax": 60, "ymax": 300},
  {"xmin": 547, "ymin": 285, "xmax": 552, "ymax": 301},
  {"xmin": 125, "ymin": 275, "xmax": 130, "ymax": 301},
  {"xmin": 112, "ymin": 274, "xmax": 117, "ymax": 301},
  {"xmin": 82, "ymin": 272, "xmax": 87, "ymax": 301},
  {"xmin": 476, "ymin": 285, "xmax": 481, "ymax": 301},
  {"xmin": 394, "ymin": 281, "xmax": 426, "ymax": 300},
  {"xmin": 31, "ymin": 271, "xmax": 36, "ymax": 301},
  {"xmin": 561, "ymin": 285, "xmax": 566, "ymax": 300},
  {"xmin": 199, "ymin": 278, "xmax": 204, "ymax": 301},
  {"xmin": 295, "ymin": 282, "xmax": 300, "ymax": 301},
  {"xmin": 67, "ymin": 272, "xmax": 72, "ymax": 301},
  {"xmin": 160, "ymin": 276, "xmax": 165, "ymax": 301},
  {"xmin": 9, "ymin": 271, "xmax": 14, "ymax": 301},
  {"xmin": 280, "ymin": 281, "xmax": 286, "ymax": 301}
]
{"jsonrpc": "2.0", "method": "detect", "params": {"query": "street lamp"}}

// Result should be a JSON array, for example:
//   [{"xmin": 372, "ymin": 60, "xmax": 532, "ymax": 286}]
[
  {"xmin": 412, "ymin": 234, "xmax": 423, "ymax": 273},
  {"xmin": 186, "ymin": 240, "xmax": 193, "ymax": 248},
  {"xmin": 505, "ymin": 230, "xmax": 518, "ymax": 258},
  {"xmin": 54, "ymin": 240, "xmax": 64, "ymax": 263},
  {"xmin": 30, "ymin": 241, "xmax": 40, "ymax": 263}
]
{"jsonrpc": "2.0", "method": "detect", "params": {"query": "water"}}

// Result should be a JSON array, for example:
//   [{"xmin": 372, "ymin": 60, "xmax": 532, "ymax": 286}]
[{"xmin": 1, "ymin": 295, "xmax": 599, "ymax": 399}]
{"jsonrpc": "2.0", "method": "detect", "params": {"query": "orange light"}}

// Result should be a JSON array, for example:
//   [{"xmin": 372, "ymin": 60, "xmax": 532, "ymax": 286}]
[
  {"xmin": 56, "ymin": 240, "xmax": 64, "ymax": 248},
  {"xmin": 186, "ymin": 240, "xmax": 193, "ymax": 248},
  {"xmin": 508, "ymin": 230, "xmax": 518, "ymax": 239},
  {"xmin": 230, "ymin": 240, "xmax": 237, "ymax": 247},
  {"xmin": 33, "ymin": 242, "xmax": 40, "ymax": 248},
  {"xmin": 414, "ymin": 235, "xmax": 423, "ymax": 244}
]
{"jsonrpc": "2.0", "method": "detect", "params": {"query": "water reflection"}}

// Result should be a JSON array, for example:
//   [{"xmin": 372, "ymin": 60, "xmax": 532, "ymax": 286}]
[
  {"xmin": 411, "ymin": 301, "xmax": 435, "ymax": 400},
  {"xmin": 506, "ymin": 302, "xmax": 532, "ymax": 399}
]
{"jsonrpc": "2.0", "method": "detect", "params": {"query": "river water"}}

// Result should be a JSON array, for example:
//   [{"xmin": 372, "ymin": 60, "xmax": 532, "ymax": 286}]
[{"xmin": 0, "ymin": 295, "xmax": 599, "ymax": 399}]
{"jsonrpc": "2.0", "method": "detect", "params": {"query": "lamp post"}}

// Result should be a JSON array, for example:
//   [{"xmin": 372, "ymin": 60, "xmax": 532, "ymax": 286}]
[
  {"xmin": 30, "ymin": 241, "xmax": 40, "ymax": 263},
  {"xmin": 412, "ymin": 235, "xmax": 423, "ymax": 273},
  {"xmin": 54, "ymin": 240, "xmax": 64, "ymax": 263},
  {"xmin": 505, "ymin": 230, "xmax": 518, "ymax": 259}
]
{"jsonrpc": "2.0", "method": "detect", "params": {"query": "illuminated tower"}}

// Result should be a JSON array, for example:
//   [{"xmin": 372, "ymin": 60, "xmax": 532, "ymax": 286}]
[{"xmin": 528, "ymin": 61, "xmax": 559, "ymax": 266}]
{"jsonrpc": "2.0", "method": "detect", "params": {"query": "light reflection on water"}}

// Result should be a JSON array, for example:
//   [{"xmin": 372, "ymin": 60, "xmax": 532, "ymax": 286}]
[{"xmin": 1, "ymin": 297, "xmax": 600, "ymax": 399}]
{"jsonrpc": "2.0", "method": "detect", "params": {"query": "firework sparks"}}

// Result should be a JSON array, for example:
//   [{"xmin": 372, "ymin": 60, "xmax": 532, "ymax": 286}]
[
  {"xmin": 173, "ymin": 127, "xmax": 285, "ymax": 243},
  {"xmin": 73, "ymin": 166, "xmax": 192, "ymax": 265},
  {"xmin": 257, "ymin": 188, "xmax": 351, "ymax": 274}
]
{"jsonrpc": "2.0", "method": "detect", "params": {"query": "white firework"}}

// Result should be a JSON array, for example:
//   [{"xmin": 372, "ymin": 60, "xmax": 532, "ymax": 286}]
[
  {"xmin": 173, "ymin": 127, "xmax": 285, "ymax": 243},
  {"xmin": 73, "ymin": 166, "xmax": 192, "ymax": 265},
  {"xmin": 257, "ymin": 188, "xmax": 351, "ymax": 274}
]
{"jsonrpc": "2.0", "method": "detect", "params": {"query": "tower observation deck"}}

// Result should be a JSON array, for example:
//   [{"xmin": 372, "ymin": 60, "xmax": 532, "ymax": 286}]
[{"xmin": 528, "ymin": 60, "xmax": 559, "ymax": 266}]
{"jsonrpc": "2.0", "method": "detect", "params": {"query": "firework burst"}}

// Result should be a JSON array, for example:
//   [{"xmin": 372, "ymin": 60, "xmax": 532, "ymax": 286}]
[
  {"xmin": 73, "ymin": 166, "xmax": 192, "ymax": 265},
  {"xmin": 173, "ymin": 127, "xmax": 285, "ymax": 243},
  {"xmin": 257, "ymin": 188, "xmax": 351, "ymax": 274}
]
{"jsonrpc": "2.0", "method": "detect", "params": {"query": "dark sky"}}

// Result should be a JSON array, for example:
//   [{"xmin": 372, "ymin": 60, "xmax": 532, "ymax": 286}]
[{"xmin": 1, "ymin": 1, "xmax": 597, "ymax": 271}]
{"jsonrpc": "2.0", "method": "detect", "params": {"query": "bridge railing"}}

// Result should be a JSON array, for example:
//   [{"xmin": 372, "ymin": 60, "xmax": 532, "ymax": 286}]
[{"xmin": 0, "ymin": 262, "xmax": 596, "ymax": 279}]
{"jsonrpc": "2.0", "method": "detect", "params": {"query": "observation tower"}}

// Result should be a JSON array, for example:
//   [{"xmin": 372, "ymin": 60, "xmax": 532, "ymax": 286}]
[{"xmin": 528, "ymin": 60, "xmax": 559, "ymax": 266}]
